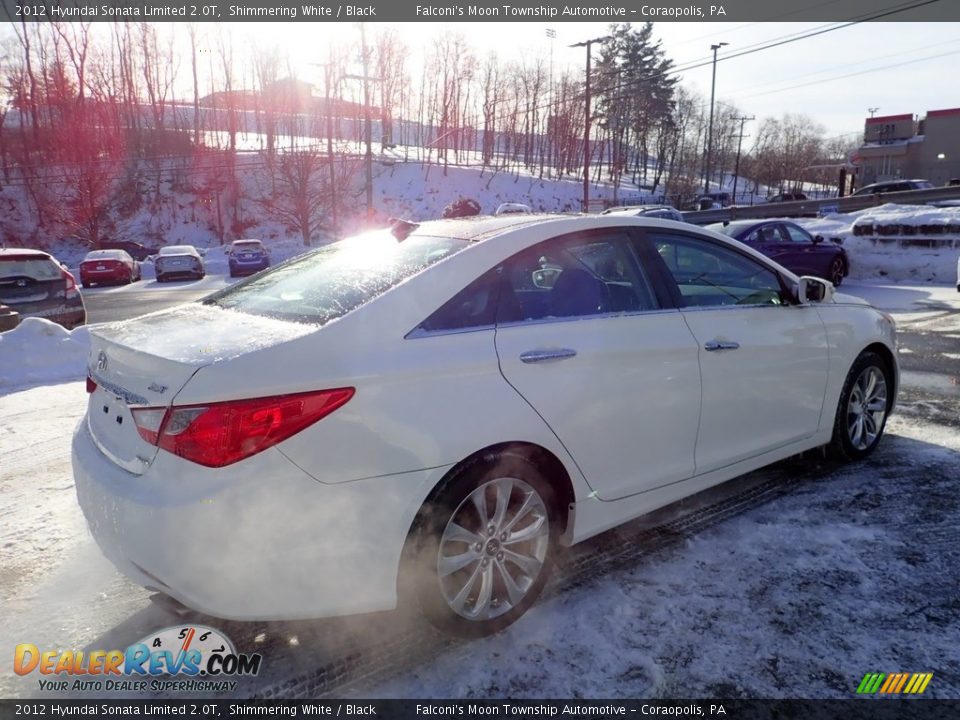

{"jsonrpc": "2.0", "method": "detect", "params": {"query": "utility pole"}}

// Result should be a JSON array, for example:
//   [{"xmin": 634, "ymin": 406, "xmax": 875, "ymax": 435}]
[
  {"xmin": 704, "ymin": 41, "xmax": 729, "ymax": 195},
  {"xmin": 322, "ymin": 57, "xmax": 339, "ymax": 239},
  {"xmin": 571, "ymin": 35, "xmax": 611, "ymax": 213},
  {"xmin": 344, "ymin": 24, "xmax": 379, "ymax": 221},
  {"xmin": 868, "ymin": 107, "xmax": 879, "ymax": 118},
  {"xmin": 546, "ymin": 28, "xmax": 555, "ymax": 178},
  {"xmin": 731, "ymin": 115, "xmax": 754, "ymax": 204}
]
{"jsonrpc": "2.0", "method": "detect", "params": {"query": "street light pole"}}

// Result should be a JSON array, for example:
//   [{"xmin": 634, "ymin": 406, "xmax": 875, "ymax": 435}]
[
  {"xmin": 571, "ymin": 35, "xmax": 611, "ymax": 213},
  {"xmin": 704, "ymin": 41, "xmax": 728, "ymax": 195}
]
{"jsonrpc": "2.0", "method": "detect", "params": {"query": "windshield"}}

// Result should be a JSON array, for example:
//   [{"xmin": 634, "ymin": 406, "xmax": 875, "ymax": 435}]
[{"xmin": 204, "ymin": 230, "xmax": 469, "ymax": 325}]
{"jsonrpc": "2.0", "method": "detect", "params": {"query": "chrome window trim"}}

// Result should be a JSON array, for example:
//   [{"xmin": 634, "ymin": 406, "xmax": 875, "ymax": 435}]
[{"xmin": 406, "ymin": 307, "xmax": 681, "ymax": 339}]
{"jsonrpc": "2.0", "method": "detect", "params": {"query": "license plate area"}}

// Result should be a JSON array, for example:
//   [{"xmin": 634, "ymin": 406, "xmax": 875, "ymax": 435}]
[{"xmin": 88, "ymin": 388, "xmax": 156, "ymax": 475}]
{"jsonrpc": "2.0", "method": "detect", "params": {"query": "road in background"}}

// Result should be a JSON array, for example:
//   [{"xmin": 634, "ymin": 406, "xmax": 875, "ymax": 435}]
[{"xmin": 81, "ymin": 274, "xmax": 235, "ymax": 324}]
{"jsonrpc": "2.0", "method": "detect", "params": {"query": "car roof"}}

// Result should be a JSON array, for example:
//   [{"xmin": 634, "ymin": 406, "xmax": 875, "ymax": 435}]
[{"xmin": 0, "ymin": 248, "xmax": 53, "ymax": 258}]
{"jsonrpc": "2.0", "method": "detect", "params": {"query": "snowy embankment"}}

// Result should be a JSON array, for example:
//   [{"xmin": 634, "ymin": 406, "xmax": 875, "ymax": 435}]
[
  {"xmin": 796, "ymin": 203, "xmax": 960, "ymax": 283},
  {"xmin": 0, "ymin": 318, "xmax": 90, "ymax": 390}
]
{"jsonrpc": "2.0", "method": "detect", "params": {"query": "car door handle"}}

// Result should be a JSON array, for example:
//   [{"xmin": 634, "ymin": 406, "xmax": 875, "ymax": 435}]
[
  {"xmin": 519, "ymin": 348, "xmax": 578, "ymax": 363},
  {"xmin": 704, "ymin": 340, "xmax": 740, "ymax": 351}
]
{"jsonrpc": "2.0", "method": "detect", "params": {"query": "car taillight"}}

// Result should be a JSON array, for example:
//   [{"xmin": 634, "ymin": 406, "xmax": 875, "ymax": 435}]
[
  {"xmin": 130, "ymin": 388, "xmax": 354, "ymax": 468},
  {"xmin": 86, "ymin": 375, "xmax": 97, "ymax": 393},
  {"xmin": 62, "ymin": 268, "xmax": 78, "ymax": 297}
]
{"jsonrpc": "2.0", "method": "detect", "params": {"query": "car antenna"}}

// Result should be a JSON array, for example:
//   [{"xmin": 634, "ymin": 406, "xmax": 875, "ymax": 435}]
[{"xmin": 388, "ymin": 218, "xmax": 420, "ymax": 241}]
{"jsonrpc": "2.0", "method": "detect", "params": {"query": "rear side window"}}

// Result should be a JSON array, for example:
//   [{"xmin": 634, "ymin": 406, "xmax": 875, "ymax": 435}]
[
  {"xmin": 0, "ymin": 257, "xmax": 60, "ymax": 280},
  {"xmin": 206, "ymin": 230, "xmax": 469, "ymax": 325}
]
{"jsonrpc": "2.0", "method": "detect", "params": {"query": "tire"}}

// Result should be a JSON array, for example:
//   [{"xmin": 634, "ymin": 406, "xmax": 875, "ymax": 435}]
[
  {"xmin": 402, "ymin": 451, "xmax": 560, "ymax": 638},
  {"xmin": 828, "ymin": 351, "xmax": 892, "ymax": 462},
  {"xmin": 81, "ymin": 281, "xmax": 91, "ymax": 289},
  {"xmin": 829, "ymin": 256, "xmax": 845, "ymax": 287}
]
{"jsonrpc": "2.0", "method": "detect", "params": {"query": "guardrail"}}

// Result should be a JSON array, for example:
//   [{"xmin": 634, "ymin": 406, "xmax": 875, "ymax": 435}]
[{"xmin": 682, "ymin": 186, "xmax": 960, "ymax": 225}]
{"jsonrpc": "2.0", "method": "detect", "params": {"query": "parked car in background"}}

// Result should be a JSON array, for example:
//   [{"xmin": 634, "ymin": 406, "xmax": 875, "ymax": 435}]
[
  {"xmin": 98, "ymin": 240, "xmax": 160, "ymax": 261},
  {"xmin": 494, "ymin": 203, "xmax": 533, "ymax": 216},
  {"xmin": 707, "ymin": 219, "xmax": 849, "ymax": 286},
  {"xmin": 767, "ymin": 192, "xmax": 809, "ymax": 203},
  {"xmin": 155, "ymin": 245, "xmax": 205, "ymax": 282},
  {"xmin": 0, "ymin": 248, "xmax": 85, "ymax": 328},
  {"xmin": 851, "ymin": 179, "xmax": 933, "ymax": 196},
  {"xmin": 602, "ymin": 205, "xmax": 685, "ymax": 222},
  {"xmin": 79, "ymin": 249, "xmax": 141, "ymax": 288},
  {"xmin": 74, "ymin": 215, "xmax": 897, "ymax": 639},
  {"xmin": 0, "ymin": 302, "xmax": 20, "ymax": 332},
  {"xmin": 691, "ymin": 192, "xmax": 732, "ymax": 210},
  {"xmin": 227, "ymin": 239, "xmax": 271, "ymax": 277}
]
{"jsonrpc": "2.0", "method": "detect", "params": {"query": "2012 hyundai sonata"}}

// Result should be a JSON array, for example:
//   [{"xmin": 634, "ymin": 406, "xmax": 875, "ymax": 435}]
[{"xmin": 73, "ymin": 214, "xmax": 898, "ymax": 637}]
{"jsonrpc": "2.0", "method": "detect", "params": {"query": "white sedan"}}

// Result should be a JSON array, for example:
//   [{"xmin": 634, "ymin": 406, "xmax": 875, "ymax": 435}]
[{"xmin": 73, "ymin": 215, "xmax": 898, "ymax": 637}]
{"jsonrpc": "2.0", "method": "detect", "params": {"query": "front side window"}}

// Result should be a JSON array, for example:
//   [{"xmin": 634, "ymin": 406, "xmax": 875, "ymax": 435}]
[
  {"xmin": 650, "ymin": 232, "xmax": 786, "ymax": 308},
  {"xmin": 208, "ymin": 230, "xmax": 469, "ymax": 325}
]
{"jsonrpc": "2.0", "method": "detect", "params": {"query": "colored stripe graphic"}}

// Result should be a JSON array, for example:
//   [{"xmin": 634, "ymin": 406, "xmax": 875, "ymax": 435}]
[
  {"xmin": 857, "ymin": 672, "xmax": 932, "ymax": 694},
  {"xmin": 857, "ymin": 673, "xmax": 886, "ymax": 694}
]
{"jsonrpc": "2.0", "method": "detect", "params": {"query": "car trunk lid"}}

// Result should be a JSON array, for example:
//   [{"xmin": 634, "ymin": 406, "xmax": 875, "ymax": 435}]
[{"xmin": 86, "ymin": 303, "xmax": 316, "ymax": 475}]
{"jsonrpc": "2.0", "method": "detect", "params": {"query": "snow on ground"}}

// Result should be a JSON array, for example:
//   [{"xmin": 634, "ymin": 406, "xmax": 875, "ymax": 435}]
[
  {"xmin": 0, "ymin": 319, "xmax": 90, "ymax": 389},
  {"xmin": 1, "ymin": 377, "xmax": 958, "ymax": 699},
  {"xmin": 354, "ymin": 413, "xmax": 960, "ymax": 699},
  {"xmin": 795, "ymin": 203, "xmax": 960, "ymax": 284}
]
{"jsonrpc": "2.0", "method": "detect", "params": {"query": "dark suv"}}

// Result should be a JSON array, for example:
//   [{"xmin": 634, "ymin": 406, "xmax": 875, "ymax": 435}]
[
  {"xmin": 852, "ymin": 179, "xmax": 933, "ymax": 196},
  {"xmin": 97, "ymin": 240, "xmax": 160, "ymax": 261},
  {"xmin": 0, "ymin": 249, "xmax": 86, "ymax": 328}
]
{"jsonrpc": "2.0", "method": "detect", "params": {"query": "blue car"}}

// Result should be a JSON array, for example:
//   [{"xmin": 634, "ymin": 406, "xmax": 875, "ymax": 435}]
[
  {"xmin": 228, "ymin": 239, "xmax": 271, "ymax": 278},
  {"xmin": 706, "ymin": 219, "xmax": 849, "ymax": 287}
]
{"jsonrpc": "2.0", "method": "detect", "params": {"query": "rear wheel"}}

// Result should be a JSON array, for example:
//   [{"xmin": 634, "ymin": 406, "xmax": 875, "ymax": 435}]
[
  {"xmin": 829, "ymin": 256, "xmax": 845, "ymax": 287},
  {"xmin": 403, "ymin": 452, "xmax": 559, "ymax": 638},
  {"xmin": 828, "ymin": 351, "xmax": 891, "ymax": 462}
]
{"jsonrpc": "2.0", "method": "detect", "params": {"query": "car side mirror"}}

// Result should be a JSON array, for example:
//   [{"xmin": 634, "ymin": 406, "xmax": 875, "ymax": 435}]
[
  {"xmin": 812, "ymin": 235, "xmax": 824, "ymax": 244},
  {"xmin": 199, "ymin": 249, "xmax": 207, "ymax": 257},
  {"xmin": 829, "ymin": 236, "xmax": 844, "ymax": 245},
  {"xmin": 797, "ymin": 276, "xmax": 834, "ymax": 304}
]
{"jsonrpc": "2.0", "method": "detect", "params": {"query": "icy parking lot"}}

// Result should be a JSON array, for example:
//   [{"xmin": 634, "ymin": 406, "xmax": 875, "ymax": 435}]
[{"xmin": 1, "ymin": 282, "xmax": 958, "ymax": 699}]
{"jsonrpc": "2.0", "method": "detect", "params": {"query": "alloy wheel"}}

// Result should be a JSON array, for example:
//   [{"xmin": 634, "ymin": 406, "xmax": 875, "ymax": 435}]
[
  {"xmin": 437, "ymin": 477, "xmax": 549, "ymax": 621},
  {"xmin": 846, "ymin": 366, "xmax": 888, "ymax": 451}
]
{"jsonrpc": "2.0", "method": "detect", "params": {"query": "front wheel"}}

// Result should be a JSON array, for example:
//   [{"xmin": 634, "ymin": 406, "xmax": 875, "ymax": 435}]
[
  {"xmin": 829, "ymin": 256, "xmax": 845, "ymax": 287},
  {"xmin": 403, "ymin": 452, "xmax": 560, "ymax": 638},
  {"xmin": 828, "ymin": 351, "xmax": 892, "ymax": 462}
]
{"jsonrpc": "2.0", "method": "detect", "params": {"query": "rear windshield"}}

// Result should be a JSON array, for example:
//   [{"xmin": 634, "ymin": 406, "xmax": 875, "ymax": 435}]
[
  {"xmin": 86, "ymin": 250, "xmax": 125, "ymax": 260},
  {"xmin": 204, "ymin": 230, "xmax": 469, "ymax": 325},
  {"xmin": 0, "ymin": 256, "xmax": 59, "ymax": 279},
  {"xmin": 234, "ymin": 241, "xmax": 263, "ymax": 249},
  {"xmin": 160, "ymin": 246, "xmax": 195, "ymax": 255}
]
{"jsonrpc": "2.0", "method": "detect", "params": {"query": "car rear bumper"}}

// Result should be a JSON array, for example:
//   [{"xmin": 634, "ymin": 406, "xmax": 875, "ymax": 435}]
[
  {"xmin": 72, "ymin": 417, "xmax": 435, "ymax": 621},
  {"xmin": 229, "ymin": 260, "xmax": 269, "ymax": 273},
  {"xmin": 11, "ymin": 299, "xmax": 85, "ymax": 328}
]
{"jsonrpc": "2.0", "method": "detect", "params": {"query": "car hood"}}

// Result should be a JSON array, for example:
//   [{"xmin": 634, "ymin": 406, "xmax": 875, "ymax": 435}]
[{"xmin": 830, "ymin": 291, "xmax": 872, "ymax": 307}]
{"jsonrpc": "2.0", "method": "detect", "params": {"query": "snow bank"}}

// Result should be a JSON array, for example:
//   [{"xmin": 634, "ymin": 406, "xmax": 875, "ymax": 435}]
[
  {"xmin": 797, "ymin": 204, "xmax": 960, "ymax": 283},
  {"xmin": 0, "ymin": 318, "xmax": 90, "ymax": 390}
]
